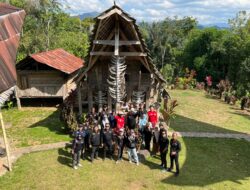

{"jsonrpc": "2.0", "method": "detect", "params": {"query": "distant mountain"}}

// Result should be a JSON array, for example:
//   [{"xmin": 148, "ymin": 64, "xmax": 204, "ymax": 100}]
[
  {"xmin": 75, "ymin": 12, "xmax": 99, "ymax": 20},
  {"xmin": 198, "ymin": 23, "xmax": 230, "ymax": 30}
]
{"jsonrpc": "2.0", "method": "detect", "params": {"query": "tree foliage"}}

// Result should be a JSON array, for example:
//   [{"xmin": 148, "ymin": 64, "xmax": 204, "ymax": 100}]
[{"xmin": 3, "ymin": 0, "xmax": 94, "ymax": 61}]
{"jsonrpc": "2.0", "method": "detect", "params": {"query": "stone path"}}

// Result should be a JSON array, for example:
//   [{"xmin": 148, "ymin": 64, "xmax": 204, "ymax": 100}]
[
  {"xmin": 0, "ymin": 131, "xmax": 250, "ymax": 176},
  {"xmin": 175, "ymin": 132, "xmax": 250, "ymax": 142}
]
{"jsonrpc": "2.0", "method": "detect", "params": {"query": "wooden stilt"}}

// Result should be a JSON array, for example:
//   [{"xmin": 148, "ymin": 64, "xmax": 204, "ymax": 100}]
[
  {"xmin": 77, "ymin": 84, "xmax": 82, "ymax": 116},
  {"xmin": 145, "ymin": 89, "xmax": 150, "ymax": 110},
  {"xmin": 15, "ymin": 86, "xmax": 21, "ymax": 110},
  {"xmin": 0, "ymin": 109, "xmax": 12, "ymax": 171},
  {"xmin": 138, "ymin": 70, "xmax": 141, "ymax": 90},
  {"xmin": 108, "ymin": 92, "xmax": 112, "ymax": 112},
  {"xmin": 88, "ymin": 87, "xmax": 93, "ymax": 112}
]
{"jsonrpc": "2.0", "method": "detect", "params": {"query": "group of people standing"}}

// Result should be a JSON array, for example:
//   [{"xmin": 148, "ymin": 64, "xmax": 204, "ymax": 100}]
[{"xmin": 71, "ymin": 103, "xmax": 181, "ymax": 176}]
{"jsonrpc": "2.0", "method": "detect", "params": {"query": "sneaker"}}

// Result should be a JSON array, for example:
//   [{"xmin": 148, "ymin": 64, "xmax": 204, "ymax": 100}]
[
  {"xmin": 161, "ymin": 169, "xmax": 167, "ymax": 173},
  {"xmin": 116, "ymin": 160, "xmax": 120, "ymax": 164},
  {"xmin": 136, "ymin": 162, "xmax": 139, "ymax": 166},
  {"xmin": 73, "ymin": 166, "xmax": 78, "ymax": 170},
  {"xmin": 77, "ymin": 163, "xmax": 82, "ymax": 167},
  {"xmin": 175, "ymin": 172, "xmax": 179, "ymax": 177},
  {"xmin": 129, "ymin": 160, "xmax": 132, "ymax": 164}
]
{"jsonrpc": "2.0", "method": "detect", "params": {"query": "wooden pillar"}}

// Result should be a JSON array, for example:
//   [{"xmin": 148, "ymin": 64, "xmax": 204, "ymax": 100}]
[
  {"xmin": 108, "ymin": 92, "xmax": 112, "ymax": 112},
  {"xmin": 0, "ymin": 109, "xmax": 12, "ymax": 171},
  {"xmin": 138, "ymin": 70, "xmax": 141, "ymax": 90},
  {"xmin": 15, "ymin": 86, "xmax": 21, "ymax": 110},
  {"xmin": 145, "ymin": 88, "xmax": 150, "ymax": 110},
  {"xmin": 77, "ymin": 84, "xmax": 82, "ymax": 116},
  {"xmin": 88, "ymin": 87, "xmax": 93, "ymax": 112},
  {"xmin": 63, "ymin": 81, "xmax": 68, "ymax": 100},
  {"xmin": 127, "ymin": 87, "xmax": 132, "ymax": 103},
  {"xmin": 114, "ymin": 15, "xmax": 120, "ymax": 112}
]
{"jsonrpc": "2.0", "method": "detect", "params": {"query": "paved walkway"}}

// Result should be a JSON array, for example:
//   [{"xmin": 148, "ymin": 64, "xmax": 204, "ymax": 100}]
[
  {"xmin": 175, "ymin": 132, "xmax": 250, "ymax": 142},
  {"xmin": 1, "ymin": 131, "xmax": 250, "ymax": 176}
]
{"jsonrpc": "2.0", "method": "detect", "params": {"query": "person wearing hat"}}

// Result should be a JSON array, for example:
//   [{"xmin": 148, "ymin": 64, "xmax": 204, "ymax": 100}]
[
  {"xmin": 89, "ymin": 124, "xmax": 101, "ymax": 162},
  {"xmin": 147, "ymin": 105, "xmax": 158, "ymax": 129},
  {"xmin": 159, "ymin": 129, "xmax": 169, "ymax": 171},
  {"xmin": 102, "ymin": 123, "xmax": 114, "ymax": 160},
  {"xmin": 115, "ymin": 128, "xmax": 125, "ymax": 163},
  {"xmin": 168, "ymin": 132, "xmax": 181, "ymax": 176},
  {"xmin": 126, "ymin": 129, "xmax": 139, "ymax": 165},
  {"xmin": 72, "ymin": 124, "xmax": 86, "ymax": 169}
]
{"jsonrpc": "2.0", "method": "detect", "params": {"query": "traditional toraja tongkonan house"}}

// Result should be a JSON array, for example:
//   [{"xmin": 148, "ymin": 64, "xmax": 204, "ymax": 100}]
[
  {"xmin": 0, "ymin": 3, "xmax": 25, "ymax": 106},
  {"xmin": 76, "ymin": 4, "xmax": 166, "ymax": 114},
  {"xmin": 16, "ymin": 48, "xmax": 84, "ymax": 107}
]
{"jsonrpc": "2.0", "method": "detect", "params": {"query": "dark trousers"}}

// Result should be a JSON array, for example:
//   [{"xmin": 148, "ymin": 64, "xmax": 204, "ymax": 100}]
[
  {"xmin": 160, "ymin": 151, "xmax": 167, "ymax": 168},
  {"xmin": 103, "ymin": 144, "xmax": 113, "ymax": 159},
  {"xmin": 81, "ymin": 144, "xmax": 85, "ymax": 159},
  {"xmin": 73, "ymin": 150, "xmax": 81, "ymax": 167},
  {"xmin": 117, "ymin": 144, "xmax": 124, "ymax": 160},
  {"xmin": 145, "ymin": 139, "xmax": 151, "ymax": 151},
  {"xmin": 170, "ymin": 154, "xmax": 179, "ymax": 173},
  {"xmin": 91, "ymin": 146, "xmax": 99, "ymax": 161}
]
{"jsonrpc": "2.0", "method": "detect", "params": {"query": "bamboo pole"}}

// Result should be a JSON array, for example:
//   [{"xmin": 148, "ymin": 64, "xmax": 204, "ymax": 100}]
[{"xmin": 0, "ymin": 108, "xmax": 12, "ymax": 171}]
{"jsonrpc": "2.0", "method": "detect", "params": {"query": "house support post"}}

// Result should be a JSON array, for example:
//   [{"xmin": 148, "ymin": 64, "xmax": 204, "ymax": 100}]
[{"xmin": 0, "ymin": 108, "xmax": 12, "ymax": 171}]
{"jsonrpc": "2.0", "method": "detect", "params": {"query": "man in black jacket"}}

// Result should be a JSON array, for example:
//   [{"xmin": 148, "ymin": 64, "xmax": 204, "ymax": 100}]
[
  {"xmin": 90, "ymin": 124, "xmax": 101, "ymax": 162},
  {"xmin": 115, "ymin": 128, "xmax": 125, "ymax": 163},
  {"xmin": 159, "ymin": 130, "xmax": 169, "ymax": 171},
  {"xmin": 126, "ymin": 110, "xmax": 137, "ymax": 130},
  {"xmin": 102, "ymin": 123, "xmax": 114, "ymax": 160},
  {"xmin": 72, "ymin": 124, "xmax": 86, "ymax": 169},
  {"xmin": 168, "ymin": 132, "xmax": 181, "ymax": 176},
  {"xmin": 143, "ymin": 124, "xmax": 152, "ymax": 151}
]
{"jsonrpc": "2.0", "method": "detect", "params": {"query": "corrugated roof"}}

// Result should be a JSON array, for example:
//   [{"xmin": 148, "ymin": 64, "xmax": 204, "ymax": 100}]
[
  {"xmin": 0, "ymin": 3, "xmax": 22, "ymax": 16},
  {"xmin": 0, "ymin": 3, "xmax": 26, "ymax": 94},
  {"xmin": 29, "ymin": 48, "xmax": 84, "ymax": 74}
]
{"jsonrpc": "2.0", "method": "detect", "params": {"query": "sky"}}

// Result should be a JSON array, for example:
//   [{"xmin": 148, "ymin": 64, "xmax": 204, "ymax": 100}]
[{"xmin": 60, "ymin": 0, "xmax": 250, "ymax": 26}]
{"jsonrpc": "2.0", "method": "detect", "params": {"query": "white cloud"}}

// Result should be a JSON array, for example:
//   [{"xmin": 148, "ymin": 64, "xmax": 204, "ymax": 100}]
[{"xmin": 59, "ymin": 0, "xmax": 250, "ymax": 25}]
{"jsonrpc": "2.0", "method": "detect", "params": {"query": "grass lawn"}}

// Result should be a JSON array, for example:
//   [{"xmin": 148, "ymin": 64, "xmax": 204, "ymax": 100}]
[
  {"xmin": 169, "ymin": 90, "xmax": 250, "ymax": 134},
  {"xmin": 0, "ymin": 138, "xmax": 249, "ymax": 190},
  {"xmin": 0, "ymin": 107, "xmax": 71, "ymax": 148}
]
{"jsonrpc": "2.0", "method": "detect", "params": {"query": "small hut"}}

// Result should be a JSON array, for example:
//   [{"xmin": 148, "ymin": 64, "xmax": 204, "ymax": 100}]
[
  {"xmin": 16, "ymin": 48, "xmax": 84, "ymax": 106},
  {"xmin": 76, "ymin": 5, "xmax": 165, "ymax": 113}
]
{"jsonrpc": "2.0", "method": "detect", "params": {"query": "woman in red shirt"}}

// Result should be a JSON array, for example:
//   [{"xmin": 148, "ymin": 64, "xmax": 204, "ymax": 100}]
[
  {"xmin": 147, "ymin": 106, "xmax": 158, "ymax": 128},
  {"xmin": 115, "ymin": 111, "xmax": 125, "ymax": 133}
]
